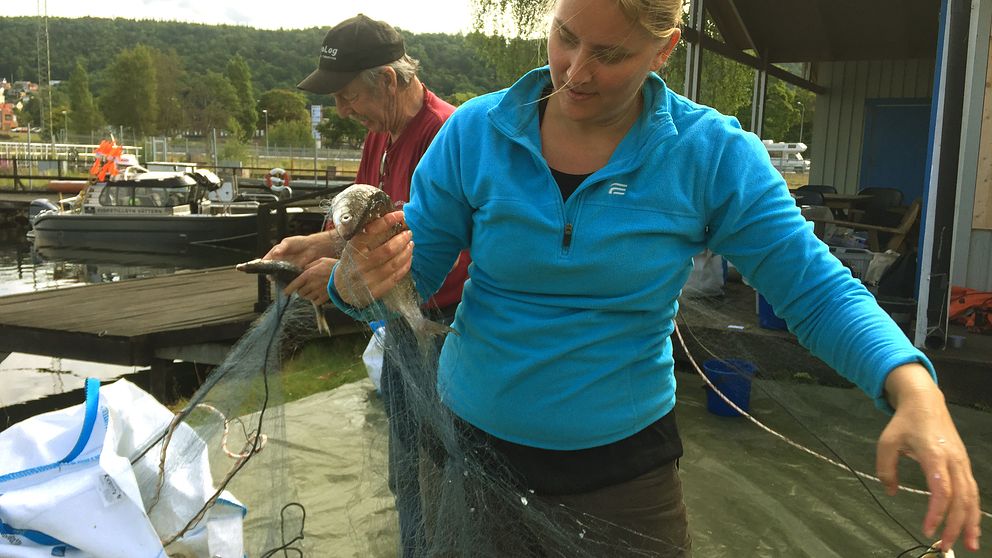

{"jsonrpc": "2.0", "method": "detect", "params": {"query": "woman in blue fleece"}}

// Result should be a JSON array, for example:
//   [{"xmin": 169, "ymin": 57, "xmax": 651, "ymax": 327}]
[{"xmin": 328, "ymin": 0, "xmax": 982, "ymax": 554}]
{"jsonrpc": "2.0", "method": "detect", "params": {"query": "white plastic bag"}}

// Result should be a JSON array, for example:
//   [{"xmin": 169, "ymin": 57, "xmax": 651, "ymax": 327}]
[
  {"xmin": 0, "ymin": 378, "xmax": 245, "ymax": 558},
  {"xmin": 864, "ymin": 250, "xmax": 901, "ymax": 286},
  {"xmin": 362, "ymin": 322, "xmax": 386, "ymax": 392},
  {"xmin": 684, "ymin": 250, "xmax": 726, "ymax": 298}
]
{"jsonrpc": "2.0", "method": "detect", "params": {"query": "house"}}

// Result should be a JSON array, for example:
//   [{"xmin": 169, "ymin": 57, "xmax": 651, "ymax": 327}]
[
  {"xmin": 0, "ymin": 103, "xmax": 17, "ymax": 132},
  {"xmin": 681, "ymin": 0, "xmax": 990, "ymax": 352}
]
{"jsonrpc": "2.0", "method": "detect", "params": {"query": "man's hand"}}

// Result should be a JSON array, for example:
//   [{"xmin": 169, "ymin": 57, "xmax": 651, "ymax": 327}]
[{"xmin": 264, "ymin": 231, "xmax": 344, "ymax": 268}]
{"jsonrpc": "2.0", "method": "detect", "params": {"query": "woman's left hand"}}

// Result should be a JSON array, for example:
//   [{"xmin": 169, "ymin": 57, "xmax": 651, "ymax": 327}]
[{"xmin": 876, "ymin": 363, "xmax": 982, "ymax": 553}]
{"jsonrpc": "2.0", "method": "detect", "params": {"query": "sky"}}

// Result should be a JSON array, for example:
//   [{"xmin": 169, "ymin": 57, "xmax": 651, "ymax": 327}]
[{"xmin": 5, "ymin": 0, "xmax": 477, "ymax": 35}]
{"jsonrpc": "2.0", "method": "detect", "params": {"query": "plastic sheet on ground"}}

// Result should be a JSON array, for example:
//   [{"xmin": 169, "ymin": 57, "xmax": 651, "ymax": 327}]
[{"xmin": 259, "ymin": 375, "xmax": 990, "ymax": 557}]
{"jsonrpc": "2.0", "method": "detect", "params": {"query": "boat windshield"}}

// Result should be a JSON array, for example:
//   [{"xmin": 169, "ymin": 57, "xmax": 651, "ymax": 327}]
[{"xmin": 99, "ymin": 176, "xmax": 196, "ymax": 208}]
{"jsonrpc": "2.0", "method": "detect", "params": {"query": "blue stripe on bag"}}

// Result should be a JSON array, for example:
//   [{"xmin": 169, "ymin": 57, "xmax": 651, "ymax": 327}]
[
  {"xmin": 0, "ymin": 518, "xmax": 70, "ymax": 547},
  {"xmin": 60, "ymin": 377, "xmax": 100, "ymax": 464},
  {"xmin": 0, "ymin": 378, "xmax": 103, "ymax": 484}
]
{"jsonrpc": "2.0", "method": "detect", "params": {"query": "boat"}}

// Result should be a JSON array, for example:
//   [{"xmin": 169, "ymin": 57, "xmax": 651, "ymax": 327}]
[
  {"xmin": 31, "ymin": 166, "xmax": 264, "ymax": 254},
  {"xmin": 33, "ymin": 243, "xmax": 252, "ymax": 271}
]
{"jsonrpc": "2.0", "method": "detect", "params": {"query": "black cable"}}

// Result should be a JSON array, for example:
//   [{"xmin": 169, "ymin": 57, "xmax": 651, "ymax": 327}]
[
  {"xmin": 260, "ymin": 502, "xmax": 307, "ymax": 557},
  {"xmin": 896, "ymin": 544, "xmax": 929, "ymax": 558}
]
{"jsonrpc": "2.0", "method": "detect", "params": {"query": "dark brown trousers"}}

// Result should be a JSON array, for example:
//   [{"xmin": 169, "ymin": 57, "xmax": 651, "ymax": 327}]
[
  {"xmin": 421, "ymin": 458, "xmax": 691, "ymax": 557},
  {"xmin": 541, "ymin": 460, "xmax": 692, "ymax": 557}
]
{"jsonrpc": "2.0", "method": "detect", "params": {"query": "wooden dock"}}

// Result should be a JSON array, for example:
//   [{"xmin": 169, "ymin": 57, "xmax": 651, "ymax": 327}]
[
  {"xmin": 0, "ymin": 266, "xmax": 365, "ymax": 428},
  {"xmin": 0, "ymin": 266, "xmax": 362, "ymax": 368},
  {"xmin": 0, "ymin": 267, "xmax": 259, "ymax": 367}
]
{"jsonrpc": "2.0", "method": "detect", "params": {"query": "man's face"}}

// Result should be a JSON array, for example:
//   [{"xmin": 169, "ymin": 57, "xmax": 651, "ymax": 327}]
[{"xmin": 332, "ymin": 75, "xmax": 390, "ymax": 133}]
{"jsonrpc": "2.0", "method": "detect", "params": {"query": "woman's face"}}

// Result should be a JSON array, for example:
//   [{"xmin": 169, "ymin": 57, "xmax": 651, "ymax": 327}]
[{"xmin": 547, "ymin": 0, "xmax": 678, "ymax": 127}]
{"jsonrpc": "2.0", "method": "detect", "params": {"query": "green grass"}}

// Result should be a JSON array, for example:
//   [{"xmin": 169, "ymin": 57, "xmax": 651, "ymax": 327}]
[
  {"xmin": 168, "ymin": 331, "xmax": 371, "ymax": 413},
  {"xmin": 278, "ymin": 332, "xmax": 371, "ymax": 402}
]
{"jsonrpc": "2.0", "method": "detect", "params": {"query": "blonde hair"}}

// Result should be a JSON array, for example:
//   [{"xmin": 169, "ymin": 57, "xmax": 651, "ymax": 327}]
[
  {"xmin": 615, "ymin": 0, "xmax": 683, "ymax": 40},
  {"xmin": 548, "ymin": 0, "xmax": 683, "ymax": 41}
]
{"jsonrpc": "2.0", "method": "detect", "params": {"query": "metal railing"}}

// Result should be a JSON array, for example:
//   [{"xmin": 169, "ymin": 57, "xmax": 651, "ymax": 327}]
[{"xmin": 0, "ymin": 141, "xmax": 142, "ymax": 160}]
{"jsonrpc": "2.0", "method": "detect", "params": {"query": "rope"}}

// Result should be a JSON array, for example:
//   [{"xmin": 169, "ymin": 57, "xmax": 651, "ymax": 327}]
[{"xmin": 672, "ymin": 321, "xmax": 992, "ymax": 523}]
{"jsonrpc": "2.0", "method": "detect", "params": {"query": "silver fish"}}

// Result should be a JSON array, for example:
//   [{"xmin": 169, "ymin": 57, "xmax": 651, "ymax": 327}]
[
  {"xmin": 236, "ymin": 258, "xmax": 331, "ymax": 335},
  {"xmin": 330, "ymin": 183, "xmax": 455, "ymax": 352}
]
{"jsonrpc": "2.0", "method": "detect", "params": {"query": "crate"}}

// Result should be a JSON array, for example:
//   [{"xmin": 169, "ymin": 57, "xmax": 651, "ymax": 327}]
[{"xmin": 829, "ymin": 246, "xmax": 875, "ymax": 280}]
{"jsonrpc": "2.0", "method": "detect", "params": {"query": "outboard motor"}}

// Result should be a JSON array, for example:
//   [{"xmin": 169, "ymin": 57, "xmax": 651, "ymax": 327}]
[
  {"xmin": 28, "ymin": 199, "xmax": 59, "ymax": 225},
  {"xmin": 189, "ymin": 169, "xmax": 223, "ymax": 191},
  {"xmin": 184, "ymin": 169, "xmax": 224, "ymax": 213}
]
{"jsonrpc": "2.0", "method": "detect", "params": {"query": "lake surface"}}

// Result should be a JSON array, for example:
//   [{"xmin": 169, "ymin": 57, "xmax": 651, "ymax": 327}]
[{"xmin": 0, "ymin": 237, "xmax": 251, "ymax": 407}]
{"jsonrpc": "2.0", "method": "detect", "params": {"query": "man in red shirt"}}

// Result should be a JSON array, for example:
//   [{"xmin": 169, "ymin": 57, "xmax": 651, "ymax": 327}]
[{"xmin": 265, "ymin": 14, "xmax": 468, "ymax": 556}]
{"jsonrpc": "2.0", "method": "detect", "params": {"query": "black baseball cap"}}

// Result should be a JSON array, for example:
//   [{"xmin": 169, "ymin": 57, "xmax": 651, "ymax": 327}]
[{"xmin": 297, "ymin": 14, "xmax": 405, "ymax": 94}]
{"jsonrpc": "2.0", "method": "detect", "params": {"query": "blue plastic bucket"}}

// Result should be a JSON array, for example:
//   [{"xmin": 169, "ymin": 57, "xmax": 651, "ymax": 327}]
[
  {"xmin": 757, "ymin": 294, "xmax": 788, "ymax": 331},
  {"xmin": 702, "ymin": 359, "xmax": 757, "ymax": 417}
]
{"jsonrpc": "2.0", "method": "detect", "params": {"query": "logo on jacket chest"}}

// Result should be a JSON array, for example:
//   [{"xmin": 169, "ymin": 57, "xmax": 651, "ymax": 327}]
[{"xmin": 608, "ymin": 183, "xmax": 628, "ymax": 196}]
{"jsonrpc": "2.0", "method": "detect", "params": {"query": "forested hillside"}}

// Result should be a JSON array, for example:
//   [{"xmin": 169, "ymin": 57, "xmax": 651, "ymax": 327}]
[
  {"xmin": 0, "ymin": 15, "xmax": 813, "ymax": 147},
  {"xmin": 0, "ymin": 17, "xmax": 507, "ymax": 101}
]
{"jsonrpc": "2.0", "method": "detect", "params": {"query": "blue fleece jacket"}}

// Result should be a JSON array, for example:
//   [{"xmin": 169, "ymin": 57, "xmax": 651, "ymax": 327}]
[{"xmin": 331, "ymin": 67, "xmax": 935, "ymax": 451}]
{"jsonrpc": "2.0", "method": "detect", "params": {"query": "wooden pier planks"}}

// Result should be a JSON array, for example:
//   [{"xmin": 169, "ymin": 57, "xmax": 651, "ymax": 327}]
[{"xmin": 0, "ymin": 267, "xmax": 258, "ymax": 365}]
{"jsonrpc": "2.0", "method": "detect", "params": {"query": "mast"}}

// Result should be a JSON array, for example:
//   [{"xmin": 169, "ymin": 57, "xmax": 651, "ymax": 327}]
[
  {"xmin": 35, "ymin": 0, "xmax": 54, "ymax": 147},
  {"xmin": 45, "ymin": 0, "xmax": 54, "ymax": 146}
]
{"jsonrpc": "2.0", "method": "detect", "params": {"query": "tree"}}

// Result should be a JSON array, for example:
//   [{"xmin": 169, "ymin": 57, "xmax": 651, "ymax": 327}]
[
  {"xmin": 22, "ymin": 85, "xmax": 70, "ymax": 141},
  {"xmin": 66, "ymin": 61, "xmax": 103, "ymax": 135},
  {"xmin": 15, "ymin": 97, "xmax": 42, "ymax": 131},
  {"xmin": 466, "ymin": 32, "xmax": 544, "ymax": 89},
  {"xmin": 757, "ymin": 80, "xmax": 798, "ymax": 143},
  {"xmin": 447, "ymin": 92, "xmax": 480, "ymax": 106},
  {"xmin": 269, "ymin": 119, "xmax": 313, "ymax": 148},
  {"xmin": 701, "ymin": 56, "xmax": 754, "ymax": 123},
  {"xmin": 152, "ymin": 48, "xmax": 187, "ymax": 136},
  {"xmin": 226, "ymin": 54, "xmax": 258, "ymax": 142},
  {"xmin": 184, "ymin": 70, "xmax": 239, "ymax": 134},
  {"xmin": 99, "ymin": 44, "xmax": 158, "ymax": 137},
  {"xmin": 316, "ymin": 110, "xmax": 366, "ymax": 148},
  {"xmin": 788, "ymin": 88, "xmax": 816, "ymax": 146},
  {"xmin": 219, "ymin": 122, "xmax": 251, "ymax": 163},
  {"xmin": 0, "ymin": 17, "xmax": 508, "ymax": 107},
  {"xmin": 257, "ymin": 88, "xmax": 309, "ymax": 124},
  {"xmin": 469, "ymin": 0, "xmax": 554, "ymax": 90}
]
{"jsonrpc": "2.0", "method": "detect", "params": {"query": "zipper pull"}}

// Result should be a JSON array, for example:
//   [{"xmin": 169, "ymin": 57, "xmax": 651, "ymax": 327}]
[{"xmin": 563, "ymin": 223, "xmax": 573, "ymax": 249}]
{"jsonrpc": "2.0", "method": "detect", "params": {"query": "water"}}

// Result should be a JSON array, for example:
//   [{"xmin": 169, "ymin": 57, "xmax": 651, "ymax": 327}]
[{"xmin": 0, "ymin": 238, "xmax": 251, "ymax": 408}]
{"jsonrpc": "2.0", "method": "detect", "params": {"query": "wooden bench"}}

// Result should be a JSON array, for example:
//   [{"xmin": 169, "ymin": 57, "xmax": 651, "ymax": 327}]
[{"xmin": 807, "ymin": 198, "xmax": 921, "ymax": 253}]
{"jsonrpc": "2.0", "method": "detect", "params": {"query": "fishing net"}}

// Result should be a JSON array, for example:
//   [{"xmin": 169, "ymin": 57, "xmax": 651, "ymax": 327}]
[
  {"xmin": 143, "ymin": 291, "xmax": 315, "ymax": 556},
  {"xmin": 19, "ymin": 240, "xmax": 981, "ymax": 556},
  {"xmin": 311, "ymin": 245, "xmax": 991, "ymax": 557}
]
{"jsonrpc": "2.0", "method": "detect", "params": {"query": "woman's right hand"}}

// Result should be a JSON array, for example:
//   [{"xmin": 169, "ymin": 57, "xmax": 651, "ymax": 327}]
[{"xmin": 334, "ymin": 210, "xmax": 412, "ymax": 308}]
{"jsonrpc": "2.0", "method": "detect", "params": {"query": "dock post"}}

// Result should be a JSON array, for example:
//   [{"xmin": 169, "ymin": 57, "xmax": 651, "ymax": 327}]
[
  {"xmin": 12, "ymin": 159, "xmax": 26, "ymax": 191},
  {"xmin": 148, "ymin": 358, "xmax": 174, "ymax": 403},
  {"xmin": 255, "ymin": 205, "xmax": 273, "ymax": 312}
]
